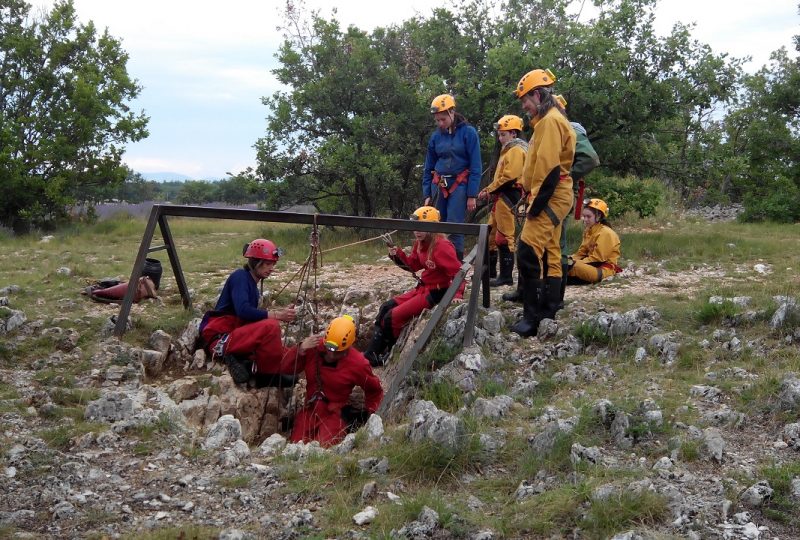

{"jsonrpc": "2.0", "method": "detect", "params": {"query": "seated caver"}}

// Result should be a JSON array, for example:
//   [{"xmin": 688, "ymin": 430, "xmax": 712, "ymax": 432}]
[
  {"xmin": 363, "ymin": 206, "xmax": 462, "ymax": 367},
  {"xmin": 279, "ymin": 315, "xmax": 383, "ymax": 446},
  {"xmin": 199, "ymin": 238, "xmax": 296, "ymax": 384},
  {"xmin": 567, "ymin": 198, "xmax": 622, "ymax": 284}
]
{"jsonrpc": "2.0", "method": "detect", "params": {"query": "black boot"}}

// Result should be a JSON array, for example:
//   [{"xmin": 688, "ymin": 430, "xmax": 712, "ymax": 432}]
[
  {"xmin": 224, "ymin": 354, "xmax": 253, "ymax": 385},
  {"xmin": 502, "ymin": 273, "xmax": 523, "ymax": 302},
  {"xmin": 558, "ymin": 264, "xmax": 568, "ymax": 310},
  {"xmin": 364, "ymin": 327, "xmax": 389, "ymax": 367},
  {"xmin": 490, "ymin": 246, "xmax": 514, "ymax": 287},
  {"xmin": 541, "ymin": 277, "xmax": 564, "ymax": 321},
  {"xmin": 488, "ymin": 250, "xmax": 498, "ymax": 279},
  {"xmin": 455, "ymin": 249, "xmax": 464, "ymax": 262},
  {"xmin": 510, "ymin": 278, "xmax": 543, "ymax": 337}
]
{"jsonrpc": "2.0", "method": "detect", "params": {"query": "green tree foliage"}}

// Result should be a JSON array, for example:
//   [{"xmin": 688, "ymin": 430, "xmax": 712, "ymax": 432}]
[
  {"xmin": 0, "ymin": 0, "xmax": 148, "ymax": 232},
  {"xmin": 175, "ymin": 181, "xmax": 218, "ymax": 205},
  {"xmin": 722, "ymin": 31, "xmax": 800, "ymax": 221},
  {"xmin": 256, "ymin": 0, "xmax": 744, "ymax": 218}
]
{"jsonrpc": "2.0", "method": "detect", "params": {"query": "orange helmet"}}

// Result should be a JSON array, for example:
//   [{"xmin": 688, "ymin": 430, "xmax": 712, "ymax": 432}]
[
  {"xmin": 494, "ymin": 114, "xmax": 524, "ymax": 132},
  {"xmin": 244, "ymin": 238, "xmax": 281, "ymax": 261},
  {"xmin": 586, "ymin": 198, "xmax": 609, "ymax": 218},
  {"xmin": 554, "ymin": 94, "xmax": 567, "ymax": 109},
  {"xmin": 430, "ymin": 94, "xmax": 456, "ymax": 114},
  {"xmin": 324, "ymin": 315, "xmax": 357, "ymax": 352},
  {"xmin": 514, "ymin": 68, "xmax": 556, "ymax": 98},
  {"xmin": 411, "ymin": 206, "xmax": 441, "ymax": 222}
]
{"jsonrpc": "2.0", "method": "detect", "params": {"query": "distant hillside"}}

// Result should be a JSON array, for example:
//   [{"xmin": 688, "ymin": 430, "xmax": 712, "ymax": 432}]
[{"xmin": 139, "ymin": 171, "xmax": 193, "ymax": 182}]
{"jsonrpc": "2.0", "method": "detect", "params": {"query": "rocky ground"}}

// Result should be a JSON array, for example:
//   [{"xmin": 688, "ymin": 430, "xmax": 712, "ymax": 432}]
[{"xmin": 1, "ymin": 242, "xmax": 800, "ymax": 539}]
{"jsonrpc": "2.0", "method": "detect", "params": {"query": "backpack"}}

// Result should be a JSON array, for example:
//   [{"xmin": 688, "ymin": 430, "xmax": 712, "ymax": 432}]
[
  {"xmin": 570, "ymin": 122, "xmax": 600, "ymax": 180},
  {"xmin": 570, "ymin": 122, "xmax": 600, "ymax": 219}
]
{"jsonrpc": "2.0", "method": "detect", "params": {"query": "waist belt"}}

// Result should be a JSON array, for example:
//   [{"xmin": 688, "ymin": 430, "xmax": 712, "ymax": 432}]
[{"xmin": 433, "ymin": 170, "xmax": 469, "ymax": 199}]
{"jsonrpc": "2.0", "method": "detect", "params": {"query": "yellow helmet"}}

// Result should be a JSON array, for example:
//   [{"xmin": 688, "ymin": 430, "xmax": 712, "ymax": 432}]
[
  {"xmin": 586, "ymin": 198, "xmax": 609, "ymax": 218},
  {"xmin": 411, "ymin": 206, "xmax": 441, "ymax": 222},
  {"xmin": 554, "ymin": 94, "xmax": 567, "ymax": 109},
  {"xmin": 430, "ymin": 94, "xmax": 456, "ymax": 114},
  {"xmin": 324, "ymin": 315, "xmax": 357, "ymax": 352},
  {"xmin": 514, "ymin": 68, "xmax": 556, "ymax": 98},
  {"xmin": 494, "ymin": 115, "xmax": 524, "ymax": 132}
]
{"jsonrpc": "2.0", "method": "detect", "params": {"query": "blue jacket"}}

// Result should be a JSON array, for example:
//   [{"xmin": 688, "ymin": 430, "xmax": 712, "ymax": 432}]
[
  {"xmin": 422, "ymin": 120, "xmax": 482, "ymax": 199},
  {"xmin": 213, "ymin": 267, "xmax": 268, "ymax": 322}
]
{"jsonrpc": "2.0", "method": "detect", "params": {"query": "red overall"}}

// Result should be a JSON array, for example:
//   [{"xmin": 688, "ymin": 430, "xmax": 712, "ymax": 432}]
[
  {"xmin": 201, "ymin": 315, "xmax": 285, "ymax": 374},
  {"xmin": 279, "ymin": 343, "xmax": 384, "ymax": 446},
  {"xmin": 384, "ymin": 236, "xmax": 462, "ymax": 338}
]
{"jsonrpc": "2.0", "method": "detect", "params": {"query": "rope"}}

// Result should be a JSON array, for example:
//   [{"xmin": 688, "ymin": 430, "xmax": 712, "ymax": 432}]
[{"xmin": 320, "ymin": 230, "xmax": 398, "ymax": 253}]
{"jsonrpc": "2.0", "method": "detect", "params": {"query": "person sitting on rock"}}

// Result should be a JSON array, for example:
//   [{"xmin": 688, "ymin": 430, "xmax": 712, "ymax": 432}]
[
  {"xmin": 279, "ymin": 315, "xmax": 383, "ymax": 446},
  {"xmin": 363, "ymin": 206, "xmax": 462, "ymax": 367},
  {"xmin": 567, "ymin": 198, "xmax": 622, "ymax": 284},
  {"xmin": 199, "ymin": 238, "xmax": 296, "ymax": 384}
]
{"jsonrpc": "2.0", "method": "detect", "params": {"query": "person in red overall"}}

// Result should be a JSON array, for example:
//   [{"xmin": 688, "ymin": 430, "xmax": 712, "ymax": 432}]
[
  {"xmin": 279, "ymin": 315, "xmax": 384, "ymax": 446},
  {"xmin": 363, "ymin": 206, "xmax": 462, "ymax": 367},
  {"xmin": 199, "ymin": 238, "xmax": 296, "ymax": 384}
]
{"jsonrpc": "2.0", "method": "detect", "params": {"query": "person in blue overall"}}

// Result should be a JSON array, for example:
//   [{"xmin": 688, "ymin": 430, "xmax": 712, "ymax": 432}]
[{"xmin": 422, "ymin": 94, "xmax": 482, "ymax": 261}]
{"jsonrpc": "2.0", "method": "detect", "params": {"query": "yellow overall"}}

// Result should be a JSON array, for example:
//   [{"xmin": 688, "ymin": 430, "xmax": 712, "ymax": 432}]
[{"xmin": 568, "ymin": 223, "xmax": 621, "ymax": 283}]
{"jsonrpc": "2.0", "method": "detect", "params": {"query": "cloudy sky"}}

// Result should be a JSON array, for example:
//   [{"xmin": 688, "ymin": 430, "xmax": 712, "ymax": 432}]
[{"xmin": 34, "ymin": 0, "xmax": 800, "ymax": 179}]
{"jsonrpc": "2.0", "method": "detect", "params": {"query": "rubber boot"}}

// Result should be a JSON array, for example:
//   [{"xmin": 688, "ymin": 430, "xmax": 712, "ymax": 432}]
[
  {"xmin": 490, "ymin": 246, "xmax": 514, "ymax": 287},
  {"xmin": 364, "ymin": 327, "xmax": 389, "ymax": 367},
  {"xmin": 488, "ymin": 250, "xmax": 498, "ymax": 279},
  {"xmin": 224, "ymin": 354, "xmax": 253, "ymax": 384},
  {"xmin": 557, "ymin": 263, "xmax": 568, "ymax": 310},
  {"xmin": 455, "ymin": 249, "xmax": 464, "ymax": 263},
  {"xmin": 502, "ymin": 273, "xmax": 523, "ymax": 302},
  {"xmin": 510, "ymin": 278, "xmax": 543, "ymax": 337},
  {"xmin": 541, "ymin": 277, "xmax": 564, "ymax": 322}
]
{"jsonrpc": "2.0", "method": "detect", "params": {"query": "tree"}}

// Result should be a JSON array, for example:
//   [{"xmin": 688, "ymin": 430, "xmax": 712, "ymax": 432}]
[
  {"xmin": 175, "ymin": 180, "xmax": 218, "ymax": 205},
  {"xmin": 0, "ymin": 0, "xmax": 148, "ymax": 232},
  {"xmin": 254, "ymin": 0, "xmax": 747, "ymax": 217},
  {"xmin": 722, "ymin": 39, "xmax": 800, "ymax": 221}
]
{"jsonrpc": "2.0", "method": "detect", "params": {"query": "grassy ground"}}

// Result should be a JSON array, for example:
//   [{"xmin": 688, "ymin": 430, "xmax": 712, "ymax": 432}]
[{"xmin": 1, "ymin": 212, "xmax": 800, "ymax": 538}]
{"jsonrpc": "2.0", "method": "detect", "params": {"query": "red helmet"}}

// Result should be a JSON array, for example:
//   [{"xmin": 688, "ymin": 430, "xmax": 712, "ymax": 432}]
[{"xmin": 244, "ymin": 238, "xmax": 281, "ymax": 261}]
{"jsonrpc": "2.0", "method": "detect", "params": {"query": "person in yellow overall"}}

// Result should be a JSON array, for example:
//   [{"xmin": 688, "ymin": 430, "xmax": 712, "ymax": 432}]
[
  {"xmin": 477, "ymin": 115, "xmax": 528, "ymax": 287},
  {"xmin": 567, "ymin": 198, "xmax": 622, "ymax": 283},
  {"xmin": 510, "ymin": 69, "xmax": 576, "ymax": 337}
]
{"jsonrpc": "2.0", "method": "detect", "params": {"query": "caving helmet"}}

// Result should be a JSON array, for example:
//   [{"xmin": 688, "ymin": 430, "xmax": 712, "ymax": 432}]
[
  {"xmin": 324, "ymin": 315, "xmax": 357, "ymax": 352},
  {"xmin": 554, "ymin": 94, "xmax": 567, "ymax": 109},
  {"xmin": 514, "ymin": 68, "xmax": 556, "ymax": 98},
  {"xmin": 585, "ymin": 198, "xmax": 609, "ymax": 218},
  {"xmin": 493, "ymin": 114, "xmax": 524, "ymax": 132},
  {"xmin": 244, "ymin": 238, "xmax": 282, "ymax": 261},
  {"xmin": 430, "ymin": 94, "xmax": 456, "ymax": 114},
  {"xmin": 411, "ymin": 206, "xmax": 441, "ymax": 222}
]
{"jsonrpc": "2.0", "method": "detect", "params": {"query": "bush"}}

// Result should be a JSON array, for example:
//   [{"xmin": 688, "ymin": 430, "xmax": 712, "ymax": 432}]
[
  {"xmin": 741, "ymin": 176, "xmax": 800, "ymax": 223},
  {"xmin": 585, "ymin": 175, "xmax": 665, "ymax": 219}
]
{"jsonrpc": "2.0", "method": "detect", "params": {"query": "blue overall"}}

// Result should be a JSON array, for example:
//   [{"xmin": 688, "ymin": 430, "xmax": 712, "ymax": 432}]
[{"xmin": 422, "ymin": 120, "xmax": 482, "ymax": 255}]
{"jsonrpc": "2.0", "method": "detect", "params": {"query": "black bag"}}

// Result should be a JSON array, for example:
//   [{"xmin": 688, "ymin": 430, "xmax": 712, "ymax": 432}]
[{"xmin": 143, "ymin": 258, "xmax": 162, "ymax": 290}]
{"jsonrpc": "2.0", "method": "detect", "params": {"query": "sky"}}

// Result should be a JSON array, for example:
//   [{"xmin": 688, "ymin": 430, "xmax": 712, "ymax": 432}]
[{"xmin": 33, "ymin": 0, "xmax": 800, "ymax": 180}]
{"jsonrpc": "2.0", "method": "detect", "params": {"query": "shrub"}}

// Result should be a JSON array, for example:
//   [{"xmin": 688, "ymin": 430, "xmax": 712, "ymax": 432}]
[
  {"xmin": 741, "ymin": 176, "xmax": 800, "ymax": 223},
  {"xmin": 586, "ymin": 175, "xmax": 665, "ymax": 219},
  {"xmin": 573, "ymin": 321, "xmax": 611, "ymax": 347},
  {"xmin": 696, "ymin": 300, "xmax": 737, "ymax": 325}
]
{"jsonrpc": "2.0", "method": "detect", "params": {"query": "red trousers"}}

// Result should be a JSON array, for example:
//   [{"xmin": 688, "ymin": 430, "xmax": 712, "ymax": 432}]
[
  {"xmin": 201, "ymin": 315, "xmax": 285, "ymax": 373},
  {"xmin": 384, "ymin": 287, "xmax": 438, "ymax": 338},
  {"xmin": 291, "ymin": 400, "xmax": 348, "ymax": 446}
]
